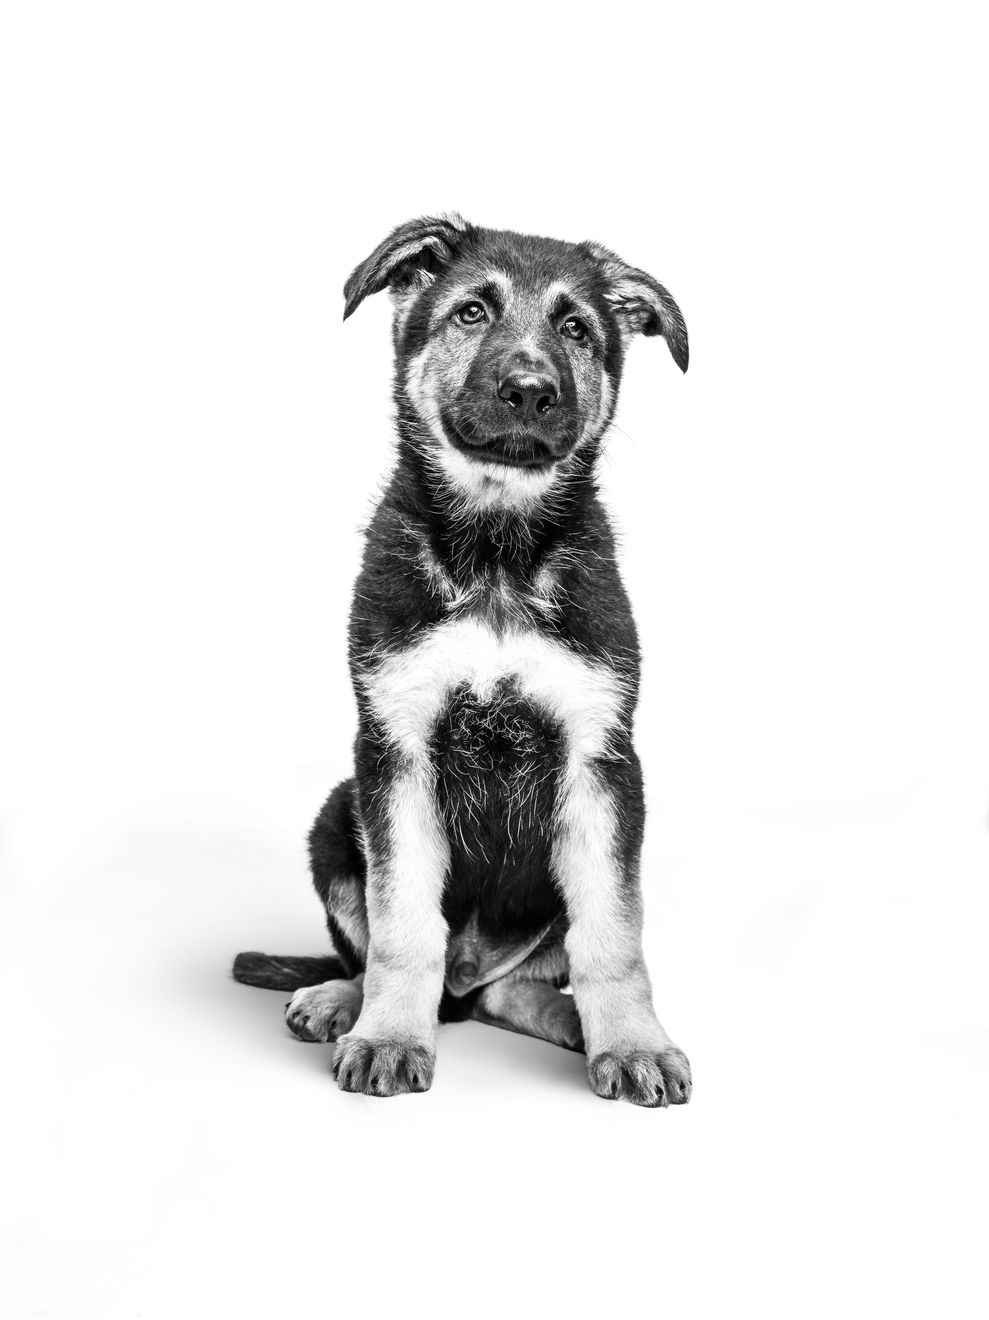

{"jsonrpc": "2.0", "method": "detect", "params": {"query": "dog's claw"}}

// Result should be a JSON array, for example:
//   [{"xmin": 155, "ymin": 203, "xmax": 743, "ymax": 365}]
[{"xmin": 587, "ymin": 1046, "xmax": 691, "ymax": 1108}]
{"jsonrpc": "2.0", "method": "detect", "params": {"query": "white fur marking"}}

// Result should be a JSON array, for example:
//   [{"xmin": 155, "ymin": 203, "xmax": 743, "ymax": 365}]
[
  {"xmin": 347, "ymin": 761, "xmax": 450, "ymax": 1042},
  {"xmin": 330, "ymin": 876, "xmax": 369, "ymax": 958},
  {"xmin": 362, "ymin": 619, "xmax": 629, "ymax": 761},
  {"xmin": 554, "ymin": 765, "xmax": 672, "ymax": 1056}
]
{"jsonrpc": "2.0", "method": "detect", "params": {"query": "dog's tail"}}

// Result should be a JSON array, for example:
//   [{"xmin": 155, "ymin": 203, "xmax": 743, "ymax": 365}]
[{"xmin": 232, "ymin": 951, "xmax": 347, "ymax": 991}]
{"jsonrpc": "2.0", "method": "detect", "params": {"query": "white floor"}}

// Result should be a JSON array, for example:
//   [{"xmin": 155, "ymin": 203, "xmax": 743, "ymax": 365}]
[{"xmin": 4, "ymin": 791, "xmax": 986, "ymax": 1319}]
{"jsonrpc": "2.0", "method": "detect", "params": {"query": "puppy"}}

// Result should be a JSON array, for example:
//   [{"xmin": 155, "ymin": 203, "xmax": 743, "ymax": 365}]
[{"xmin": 234, "ymin": 215, "xmax": 692, "ymax": 1107}]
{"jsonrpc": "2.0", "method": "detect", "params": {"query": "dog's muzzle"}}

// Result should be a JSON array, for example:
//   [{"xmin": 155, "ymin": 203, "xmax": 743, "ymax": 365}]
[{"xmin": 441, "ymin": 410, "xmax": 570, "ymax": 470}]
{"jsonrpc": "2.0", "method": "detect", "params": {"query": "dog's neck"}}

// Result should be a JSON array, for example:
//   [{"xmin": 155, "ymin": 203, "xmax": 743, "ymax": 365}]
[{"xmin": 391, "ymin": 431, "xmax": 599, "ymax": 588}]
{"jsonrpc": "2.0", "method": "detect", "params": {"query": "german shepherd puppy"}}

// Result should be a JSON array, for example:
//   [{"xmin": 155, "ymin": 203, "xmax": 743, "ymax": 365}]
[{"xmin": 233, "ymin": 215, "xmax": 692, "ymax": 1107}]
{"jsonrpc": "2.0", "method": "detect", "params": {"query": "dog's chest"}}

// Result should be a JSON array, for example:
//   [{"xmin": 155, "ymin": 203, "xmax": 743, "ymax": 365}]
[{"xmin": 362, "ymin": 617, "xmax": 627, "ymax": 760}]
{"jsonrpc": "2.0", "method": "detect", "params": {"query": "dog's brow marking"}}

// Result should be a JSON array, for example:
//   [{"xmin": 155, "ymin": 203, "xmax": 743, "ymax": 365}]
[
  {"xmin": 476, "ymin": 278, "xmax": 506, "ymax": 316},
  {"xmin": 430, "ymin": 270, "xmax": 512, "ymax": 330},
  {"xmin": 543, "ymin": 281, "xmax": 604, "ymax": 340},
  {"xmin": 544, "ymin": 281, "xmax": 572, "ymax": 307}
]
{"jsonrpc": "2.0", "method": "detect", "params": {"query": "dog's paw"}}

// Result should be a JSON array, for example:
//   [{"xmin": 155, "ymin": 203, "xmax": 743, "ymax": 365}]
[
  {"xmin": 587, "ymin": 1045, "xmax": 692, "ymax": 1108},
  {"xmin": 284, "ymin": 982, "xmax": 362, "ymax": 1043},
  {"xmin": 548, "ymin": 997, "xmax": 585, "ymax": 1052},
  {"xmin": 331, "ymin": 1036, "xmax": 435, "ymax": 1097}
]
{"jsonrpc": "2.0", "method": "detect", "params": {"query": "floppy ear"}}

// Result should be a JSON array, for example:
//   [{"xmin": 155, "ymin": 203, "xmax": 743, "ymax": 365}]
[
  {"xmin": 343, "ymin": 213, "xmax": 472, "ymax": 321},
  {"xmin": 589, "ymin": 244, "xmax": 689, "ymax": 372}
]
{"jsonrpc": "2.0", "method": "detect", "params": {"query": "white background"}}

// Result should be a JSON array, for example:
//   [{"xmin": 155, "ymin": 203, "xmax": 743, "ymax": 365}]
[{"xmin": 2, "ymin": 4, "xmax": 987, "ymax": 1317}]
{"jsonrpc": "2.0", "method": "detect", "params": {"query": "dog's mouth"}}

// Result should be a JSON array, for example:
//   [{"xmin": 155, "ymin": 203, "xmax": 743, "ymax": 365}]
[{"xmin": 441, "ymin": 410, "xmax": 558, "ymax": 471}]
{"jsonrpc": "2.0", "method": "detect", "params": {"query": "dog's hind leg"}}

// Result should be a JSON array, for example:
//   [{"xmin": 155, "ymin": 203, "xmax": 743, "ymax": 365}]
[
  {"xmin": 471, "ymin": 978, "xmax": 584, "ymax": 1052},
  {"xmin": 309, "ymin": 777, "xmax": 370, "ymax": 975},
  {"xmin": 282, "ymin": 780, "xmax": 373, "ymax": 1042},
  {"xmin": 233, "ymin": 778, "xmax": 370, "ymax": 1002}
]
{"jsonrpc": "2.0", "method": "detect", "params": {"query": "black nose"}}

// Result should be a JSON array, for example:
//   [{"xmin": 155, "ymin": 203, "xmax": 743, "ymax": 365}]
[{"xmin": 498, "ymin": 371, "xmax": 559, "ymax": 423}]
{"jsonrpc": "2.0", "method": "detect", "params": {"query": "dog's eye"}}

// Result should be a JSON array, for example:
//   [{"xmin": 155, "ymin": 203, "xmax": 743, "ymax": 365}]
[
  {"xmin": 562, "ymin": 317, "xmax": 587, "ymax": 341},
  {"xmin": 456, "ymin": 302, "xmax": 487, "ymax": 325}
]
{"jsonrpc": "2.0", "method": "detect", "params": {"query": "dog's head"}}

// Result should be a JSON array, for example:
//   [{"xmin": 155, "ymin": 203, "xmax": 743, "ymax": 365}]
[{"xmin": 343, "ymin": 215, "xmax": 688, "ymax": 507}]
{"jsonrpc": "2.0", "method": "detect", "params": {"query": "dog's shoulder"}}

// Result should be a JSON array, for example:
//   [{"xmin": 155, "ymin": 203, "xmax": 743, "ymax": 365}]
[
  {"xmin": 539, "ymin": 495, "xmax": 640, "ymax": 670},
  {"xmin": 348, "ymin": 479, "xmax": 444, "ymax": 662}
]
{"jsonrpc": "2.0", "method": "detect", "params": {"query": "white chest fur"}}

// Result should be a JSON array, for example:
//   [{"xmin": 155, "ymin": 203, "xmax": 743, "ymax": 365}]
[{"xmin": 361, "ymin": 618, "xmax": 629, "ymax": 763}]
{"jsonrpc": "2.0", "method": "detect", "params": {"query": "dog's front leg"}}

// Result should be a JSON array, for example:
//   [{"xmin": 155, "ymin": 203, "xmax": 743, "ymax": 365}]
[
  {"xmin": 331, "ymin": 752, "xmax": 450, "ymax": 1097},
  {"xmin": 555, "ymin": 755, "xmax": 692, "ymax": 1108}
]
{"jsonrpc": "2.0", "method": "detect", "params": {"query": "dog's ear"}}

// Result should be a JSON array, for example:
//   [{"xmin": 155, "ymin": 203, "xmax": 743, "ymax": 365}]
[
  {"xmin": 589, "ymin": 244, "xmax": 689, "ymax": 373},
  {"xmin": 343, "ymin": 214, "xmax": 472, "ymax": 321}
]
